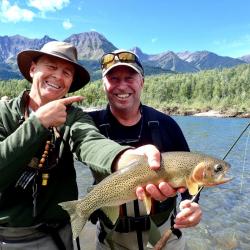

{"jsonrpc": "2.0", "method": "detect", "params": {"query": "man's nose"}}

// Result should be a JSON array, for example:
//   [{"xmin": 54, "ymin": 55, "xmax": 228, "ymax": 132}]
[
  {"xmin": 53, "ymin": 69, "xmax": 64, "ymax": 79},
  {"xmin": 118, "ymin": 78, "xmax": 128, "ymax": 87}
]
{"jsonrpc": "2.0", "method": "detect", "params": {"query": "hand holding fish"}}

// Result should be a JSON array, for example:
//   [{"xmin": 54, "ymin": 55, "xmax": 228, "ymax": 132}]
[
  {"xmin": 174, "ymin": 199, "xmax": 202, "ymax": 229},
  {"xmin": 136, "ymin": 183, "xmax": 186, "ymax": 202},
  {"xmin": 117, "ymin": 144, "xmax": 161, "ymax": 170},
  {"xmin": 118, "ymin": 144, "xmax": 186, "ymax": 201}
]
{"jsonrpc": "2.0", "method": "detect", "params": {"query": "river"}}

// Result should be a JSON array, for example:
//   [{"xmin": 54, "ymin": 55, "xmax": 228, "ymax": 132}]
[{"xmin": 75, "ymin": 116, "xmax": 250, "ymax": 250}]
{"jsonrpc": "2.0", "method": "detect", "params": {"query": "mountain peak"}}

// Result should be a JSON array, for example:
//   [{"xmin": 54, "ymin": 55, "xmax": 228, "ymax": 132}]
[
  {"xmin": 130, "ymin": 47, "xmax": 149, "ymax": 61},
  {"xmin": 64, "ymin": 31, "xmax": 117, "ymax": 59},
  {"xmin": 239, "ymin": 54, "xmax": 250, "ymax": 63}
]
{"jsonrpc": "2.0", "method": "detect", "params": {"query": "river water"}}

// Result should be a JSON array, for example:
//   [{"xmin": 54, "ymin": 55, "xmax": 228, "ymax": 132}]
[{"xmin": 75, "ymin": 116, "xmax": 250, "ymax": 250}]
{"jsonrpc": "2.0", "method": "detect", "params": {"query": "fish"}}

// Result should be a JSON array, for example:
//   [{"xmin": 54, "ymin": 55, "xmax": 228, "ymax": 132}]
[{"xmin": 59, "ymin": 151, "xmax": 232, "ymax": 239}]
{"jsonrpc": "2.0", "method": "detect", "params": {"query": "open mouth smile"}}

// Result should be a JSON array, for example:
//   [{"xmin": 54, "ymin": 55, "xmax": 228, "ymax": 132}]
[
  {"xmin": 114, "ymin": 93, "xmax": 131, "ymax": 99},
  {"xmin": 45, "ymin": 80, "xmax": 61, "ymax": 89}
]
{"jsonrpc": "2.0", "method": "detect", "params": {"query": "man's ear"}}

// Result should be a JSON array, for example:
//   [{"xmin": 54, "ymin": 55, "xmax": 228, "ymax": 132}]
[
  {"xmin": 102, "ymin": 79, "xmax": 106, "ymax": 92},
  {"xmin": 29, "ymin": 62, "xmax": 36, "ymax": 78}
]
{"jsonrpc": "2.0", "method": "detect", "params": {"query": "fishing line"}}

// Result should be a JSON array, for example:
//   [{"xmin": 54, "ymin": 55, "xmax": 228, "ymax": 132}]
[
  {"xmin": 191, "ymin": 121, "xmax": 250, "ymax": 201},
  {"xmin": 222, "ymin": 122, "xmax": 250, "ymax": 161},
  {"xmin": 239, "ymin": 127, "xmax": 250, "ymax": 194}
]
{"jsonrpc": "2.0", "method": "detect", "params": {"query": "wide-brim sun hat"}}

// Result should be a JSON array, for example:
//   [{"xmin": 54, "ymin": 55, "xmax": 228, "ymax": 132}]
[
  {"xmin": 17, "ymin": 41, "xmax": 90, "ymax": 93},
  {"xmin": 101, "ymin": 49, "xmax": 144, "ymax": 77}
]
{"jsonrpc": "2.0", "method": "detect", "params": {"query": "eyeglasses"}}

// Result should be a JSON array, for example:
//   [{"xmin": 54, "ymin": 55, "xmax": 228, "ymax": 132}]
[{"xmin": 101, "ymin": 51, "xmax": 143, "ymax": 72}]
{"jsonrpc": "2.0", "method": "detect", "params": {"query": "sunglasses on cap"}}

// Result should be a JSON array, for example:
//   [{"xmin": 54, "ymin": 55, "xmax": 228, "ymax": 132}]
[{"xmin": 101, "ymin": 51, "xmax": 143, "ymax": 72}]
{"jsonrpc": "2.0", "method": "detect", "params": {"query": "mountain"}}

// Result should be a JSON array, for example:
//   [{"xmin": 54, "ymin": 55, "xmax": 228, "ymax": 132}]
[
  {"xmin": 131, "ymin": 47, "xmax": 178, "ymax": 73},
  {"xmin": 179, "ymin": 50, "xmax": 245, "ymax": 70},
  {"xmin": 64, "ymin": 31, "xmax": 117, "ymax": 60},
  {"xmin": 0, "ymin": 62, "xmax": 20, "ymax": 79},
  {"xmin": 131, "ymin": 47, "xmax": 197, "ymax": 72},
  {"xmin": 239, "ymin": 54, "xmax": 250, "ymax": 63},
  {"xmin": 0, "ymin": 31, "xmax": 249, "ymax": 80},
  {"xmin": 0, "ymin": 35, "xmax": 55, "ymax": 63},
  {"xmin": 176, "ymin": 51, "xmax": 193, "ymax": 61},
  {"xmin": 149, "ymin": 51, "xmax": 198, "ymax": 73},
  {"xmin": 131, "ymin": 47, "xmax": 150, "ymax": 61}
]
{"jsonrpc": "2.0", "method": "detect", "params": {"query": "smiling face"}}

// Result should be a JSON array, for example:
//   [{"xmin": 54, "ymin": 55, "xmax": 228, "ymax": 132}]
[
  {"xmin": 103, "ymin": 65, "xmax": 144, "ymax": 115},
  {"xmin": 29, "ymin": 55, "xmax": 75, "ymax": 106}
]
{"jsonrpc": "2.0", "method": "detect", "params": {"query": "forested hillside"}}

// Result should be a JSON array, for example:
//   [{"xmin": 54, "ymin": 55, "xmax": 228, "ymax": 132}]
[{"xmin": 1, "ymin": 64, "xmax": 249, "ymax": 116}]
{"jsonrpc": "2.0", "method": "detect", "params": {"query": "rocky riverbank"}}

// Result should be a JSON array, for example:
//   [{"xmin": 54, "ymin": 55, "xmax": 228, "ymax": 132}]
[
  {"xmin": 160, "ymin": 107, "xmax": 250, "ymax": 118},
  {"xmin": 83, "ymin": 107, "xmax": 250, "ymax": 118}
]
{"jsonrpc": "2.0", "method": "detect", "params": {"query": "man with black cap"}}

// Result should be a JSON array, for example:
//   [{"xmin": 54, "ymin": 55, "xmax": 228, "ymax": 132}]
[
  {"xmin": 89, "ymin": 49, "xmax": 203, "ymax": 250},
  {"xmin": 0, "ymin": 42, "xmax": 170, "ymax": 249}
]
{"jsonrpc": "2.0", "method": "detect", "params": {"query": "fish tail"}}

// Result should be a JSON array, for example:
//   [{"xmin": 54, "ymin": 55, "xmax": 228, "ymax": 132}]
[{"xmin": 59, "ymin": 200, "xmax": 88, "ymax": 239}]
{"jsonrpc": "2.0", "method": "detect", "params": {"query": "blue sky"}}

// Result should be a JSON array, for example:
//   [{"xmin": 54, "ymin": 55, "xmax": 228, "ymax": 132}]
[{"xmin": 0, "ymin": 0, "xmax": 250, "ymax": 58}]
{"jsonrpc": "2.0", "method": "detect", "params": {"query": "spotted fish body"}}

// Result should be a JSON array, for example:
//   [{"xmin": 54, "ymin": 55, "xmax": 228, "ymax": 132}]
[{"xmin": 59, "ymin": 151, "xmax": 231, "ymax": 239}]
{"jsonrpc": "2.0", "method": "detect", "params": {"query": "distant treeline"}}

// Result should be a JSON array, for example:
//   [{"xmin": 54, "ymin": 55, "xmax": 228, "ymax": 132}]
[{"xmin": 1, "ymin": 64, "xmax": 249, "ymax": 114}]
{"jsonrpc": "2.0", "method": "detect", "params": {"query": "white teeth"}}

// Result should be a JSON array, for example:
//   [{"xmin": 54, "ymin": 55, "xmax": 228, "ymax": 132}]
[
  {"xmin": 116, "ymin": 94, "xmax": 130, "ymax": 99},
  {"xmin": 45, "ymin": 81, "xmax": 60, "ymax": 89}
]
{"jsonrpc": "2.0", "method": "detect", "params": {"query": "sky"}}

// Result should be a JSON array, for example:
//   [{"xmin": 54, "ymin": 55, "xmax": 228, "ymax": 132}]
[{"xmin": 0, "ymin": 0, "xmax": 250, "ymax": 58}]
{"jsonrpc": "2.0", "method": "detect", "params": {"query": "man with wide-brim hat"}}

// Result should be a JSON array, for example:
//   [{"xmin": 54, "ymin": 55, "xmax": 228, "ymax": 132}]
[
  {"xmin": 17, "ymin": 40, "xmax": 90, "ymax": 93},
  {"xmin": 0, "ymin": 41, "xmax": 165, "ymax": 250}
]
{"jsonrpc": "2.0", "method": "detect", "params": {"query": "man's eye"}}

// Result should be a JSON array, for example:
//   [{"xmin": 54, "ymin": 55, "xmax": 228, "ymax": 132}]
[
  {"xmin": 110, "ymin": 77, "xmax": 119, "ymax": 81},
  {"xmin": 126, "ymin": 77, "xmax": 134, "ymax": 82},
  {"xmin": 46, "ymin": 64, "xmax": 56, "ymax": 70},
  {"xmin": 64, "ymin": 71, "xmax": 73, "ymax": 78}
]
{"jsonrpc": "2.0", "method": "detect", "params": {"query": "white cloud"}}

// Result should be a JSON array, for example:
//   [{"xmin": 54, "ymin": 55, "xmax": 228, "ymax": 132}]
[
  {"xmin": 0, "ymin": 0, "xmax": 35, "ymax": 22},
  {"xmin": 28, "ymin": 0, "xmax": 70, "ymax": 12},
  {"xmin": 0, "ymin": 0, "xmax": 71, "ymax": 23},
  {"xmin": 63, "ymin": 19, "xmax": 73, "ymax": 30}
]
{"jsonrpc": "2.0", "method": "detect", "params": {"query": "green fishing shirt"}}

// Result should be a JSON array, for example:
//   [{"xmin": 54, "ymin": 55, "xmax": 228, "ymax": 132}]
[{"xmin": 0, "ymin": 90, "xmax": 129, "ymax": 227}]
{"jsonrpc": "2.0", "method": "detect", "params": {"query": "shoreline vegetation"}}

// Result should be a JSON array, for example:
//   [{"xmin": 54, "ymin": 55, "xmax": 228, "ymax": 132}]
[{"xmin": 1, "ymin": 64, "xmax": 250, "ymax": 118}]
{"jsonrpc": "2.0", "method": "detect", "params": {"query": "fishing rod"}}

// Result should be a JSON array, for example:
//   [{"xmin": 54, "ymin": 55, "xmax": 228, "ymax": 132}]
[{"xmin": 191, "ymin": 121, "xmax": 250, "ymax": 202}]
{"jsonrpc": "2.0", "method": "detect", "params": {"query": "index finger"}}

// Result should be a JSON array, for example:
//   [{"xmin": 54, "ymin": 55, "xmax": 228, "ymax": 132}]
[{"xmin": 60, "ymin": 96, "xmax": 84, "ymax": 105}]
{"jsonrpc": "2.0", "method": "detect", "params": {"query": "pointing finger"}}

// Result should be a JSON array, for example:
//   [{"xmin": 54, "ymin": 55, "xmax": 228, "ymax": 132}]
[{"xmin": 60, "ymin": 96, "xmax": 84, "ymax": 105}]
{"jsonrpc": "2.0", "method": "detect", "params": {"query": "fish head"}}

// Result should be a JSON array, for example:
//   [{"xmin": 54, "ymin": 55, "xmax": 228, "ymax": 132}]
[{"xmin": 192, "ymin": 159, "xmax": 232, "ymax": 187}]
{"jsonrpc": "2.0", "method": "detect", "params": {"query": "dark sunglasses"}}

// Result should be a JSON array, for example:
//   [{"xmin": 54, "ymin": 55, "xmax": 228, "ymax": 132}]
[{"xmin": 101, "ymin": 51, "xmax": 143, "ymax": 71}]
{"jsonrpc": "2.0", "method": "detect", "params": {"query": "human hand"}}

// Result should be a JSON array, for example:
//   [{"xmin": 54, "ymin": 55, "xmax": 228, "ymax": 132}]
[
  {"xmin": 136, "ymin": 183, "xmax": 186, "ymax": 202},
  {"xmin": 118, "ymin": 144, "xmax": 160, "ymax": 170},
  {"xmin": 174, "ymin": 199, "xmax": 202, "ymax": 229},
  {"xmin": 35, "ymin": 96, "xmax": 83, "ymax": 128},
  {"xmin": 118, "ymin": 145, "xmax": 185, "ymax": 201}
]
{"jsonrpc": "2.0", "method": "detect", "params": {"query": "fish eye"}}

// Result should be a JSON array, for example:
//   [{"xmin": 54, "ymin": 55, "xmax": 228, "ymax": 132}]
[{"xmin": 214, "ymin": 164, "xmax": 223, "ymax": 173}]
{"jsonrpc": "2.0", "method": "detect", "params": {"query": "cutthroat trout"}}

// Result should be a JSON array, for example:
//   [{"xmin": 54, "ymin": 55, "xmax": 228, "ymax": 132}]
[{"xmin": 59, "ymin": 151, "xmax": 231, "ymax": 239}]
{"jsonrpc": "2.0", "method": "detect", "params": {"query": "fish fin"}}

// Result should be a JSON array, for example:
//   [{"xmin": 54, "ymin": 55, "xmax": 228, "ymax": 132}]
[
  {"xmin": 101, "ymin": 206, "xmax": 120, "ymax": 225},
  {"xmin": 59, "ymin": 200, "xmax": 88, "ymax": 239},
  {"xmin": 142, "ymin": 192, "xmax": 152, "ymax": 214},
  {"xmin": 192, "ymin": 162, "xmax": 206, "ymax": 183},
  {"xmin": 185, "ymin": 177, "xmax": 199, "ymax": 195}
]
